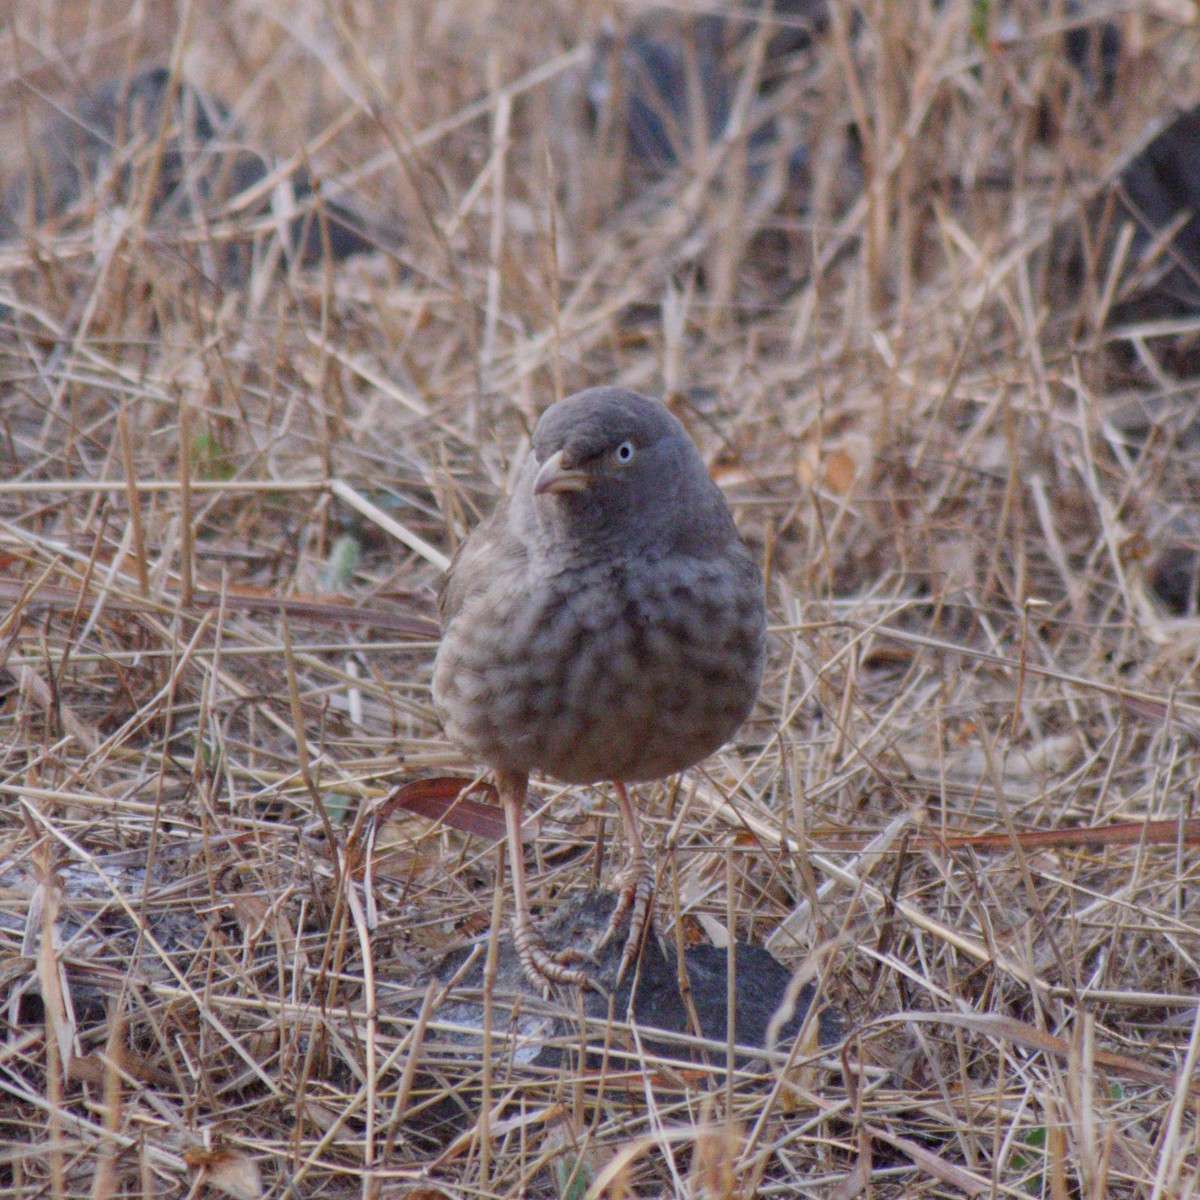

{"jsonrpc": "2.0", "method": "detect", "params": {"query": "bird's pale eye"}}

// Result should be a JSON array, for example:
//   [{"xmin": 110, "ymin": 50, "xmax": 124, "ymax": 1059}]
[{"xmin": 614, "ymin": 440, "xmax": 635, "ymax": 465}]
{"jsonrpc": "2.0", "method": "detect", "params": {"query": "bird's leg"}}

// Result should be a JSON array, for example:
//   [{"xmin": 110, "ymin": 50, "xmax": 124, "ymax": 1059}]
[
  {"xmin": 499, "ymin": 771, "xmax": 592, "ymax": 990},
  {"xmin": 593, "ymin": 780, "xmax": 654, "ymax": 978}
]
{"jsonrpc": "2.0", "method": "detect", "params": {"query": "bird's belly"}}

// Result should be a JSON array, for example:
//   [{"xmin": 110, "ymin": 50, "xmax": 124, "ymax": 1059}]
[{"xmin": 433, "ymin": 557, "xmax": 763, "ymax": 784}]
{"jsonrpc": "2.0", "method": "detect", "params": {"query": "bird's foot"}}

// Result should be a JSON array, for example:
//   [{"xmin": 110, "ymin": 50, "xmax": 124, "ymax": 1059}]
[
  {"xmin": 513, "ymin": 915, "xmax": 598, "ymax": 994},
  {"xmin": 593, "ymin": 850, "xmax": 654, "ymax": 981}
]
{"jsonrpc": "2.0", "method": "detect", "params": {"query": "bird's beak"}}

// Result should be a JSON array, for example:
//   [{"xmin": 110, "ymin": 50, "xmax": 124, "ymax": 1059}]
[{"xmin": 534, "ymin": 450, "xmax": 590, "ymax": 495}]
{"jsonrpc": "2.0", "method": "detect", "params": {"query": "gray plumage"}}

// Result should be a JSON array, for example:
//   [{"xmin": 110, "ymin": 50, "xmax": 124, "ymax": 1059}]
[{"xmin": 433, "ymin": 386, "xmax": 765, "ymax": 787}]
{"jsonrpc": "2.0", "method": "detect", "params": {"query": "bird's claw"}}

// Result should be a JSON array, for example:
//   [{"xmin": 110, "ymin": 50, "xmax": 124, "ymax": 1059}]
[
  {"xmin": 593, "ymin": 852, "xmax": 654, "ymax": 981},
  {"xmin": 513, "ymin": 919, "xmax": 601, "ymax": 994}
]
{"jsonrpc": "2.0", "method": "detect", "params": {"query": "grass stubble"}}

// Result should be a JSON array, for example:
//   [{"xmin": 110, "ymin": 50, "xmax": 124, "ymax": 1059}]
[{"xmin": 1, "ymin": 1, "xmax": 1199, "ymax": 1196}]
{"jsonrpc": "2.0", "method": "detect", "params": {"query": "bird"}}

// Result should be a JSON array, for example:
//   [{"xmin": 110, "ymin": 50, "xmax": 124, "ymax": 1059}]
[{"xmin": 432, "ymin": 386, "xmax": 765, "ymax": 989}]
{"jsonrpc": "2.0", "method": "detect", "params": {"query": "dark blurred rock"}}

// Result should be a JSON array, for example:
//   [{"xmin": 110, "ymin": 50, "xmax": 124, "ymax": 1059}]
[
  {"xmin": 1150, "ymin": 545, "xmax": 1200, "ymax": 616},
  {"xmin": 1045, "ymin": 102, "xmax": 1200, "ymax": 377},
  {"xmin": 4, "ymin": 66, "xmax": 381, "ymax": 282},
  {"xmin": 588, "ymin": 19, "xmax": 734, "ymax": 173},
  {"xmin": 584, "ymin": 1, "xmax": 829, "ymax": 186},
  {"xmin": 422, "ymin": 890, "xmax": 839, "ymax": 1071},
  {"xmin": 1103, "ymin": 397, "xmax": 1200, "ymax": 616},
  {"xmin": 1063, "ymin": 17, "xmax": 1121, "ymax": 101},
  {"xmin": 1112, "ymin": 105, "xmax": 1200, "ymax": 325}
]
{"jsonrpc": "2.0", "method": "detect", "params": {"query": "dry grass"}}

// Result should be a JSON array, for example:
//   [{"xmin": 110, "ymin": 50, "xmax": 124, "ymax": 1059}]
[{"xmin": 2, "ymin": 0, "xmax": 1200, "ymax": 1196}]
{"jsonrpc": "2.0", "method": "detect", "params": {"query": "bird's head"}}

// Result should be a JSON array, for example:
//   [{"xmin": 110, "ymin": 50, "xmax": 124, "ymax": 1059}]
[{"xmin": 527, "ymin": 387, "xmax": 728, "ymax": 556}]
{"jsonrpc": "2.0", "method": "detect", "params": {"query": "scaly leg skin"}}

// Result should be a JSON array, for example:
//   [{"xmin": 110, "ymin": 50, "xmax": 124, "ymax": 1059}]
[
  {"xmin": 593, "ymin": 781, "xmax": 654, "ymax": 981},
  {"xmin": 500, "ymin": 771, "xmax": 592, "ymax": 992}
]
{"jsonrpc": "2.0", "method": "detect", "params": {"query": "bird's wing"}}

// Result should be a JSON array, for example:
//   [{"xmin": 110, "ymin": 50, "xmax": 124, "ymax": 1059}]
[{"xmin": 436, "ymin": 495, "xmax": 528, "ymax": 628}]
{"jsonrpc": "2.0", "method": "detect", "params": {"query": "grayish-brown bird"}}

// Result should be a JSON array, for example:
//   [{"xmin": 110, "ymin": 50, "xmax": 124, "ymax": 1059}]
[{"xmin": 433, "ymin": 387, "xmax": 765, "ymax": 988}]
